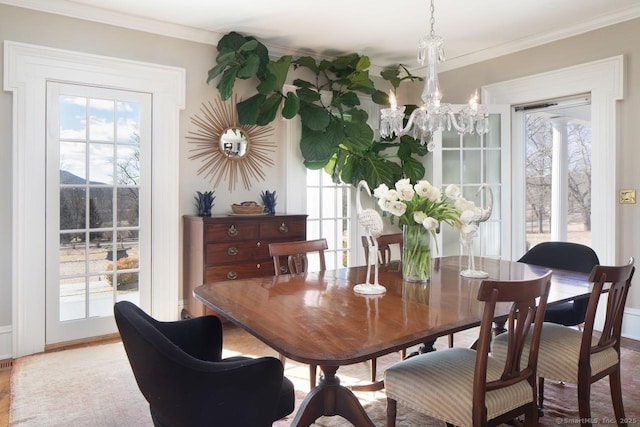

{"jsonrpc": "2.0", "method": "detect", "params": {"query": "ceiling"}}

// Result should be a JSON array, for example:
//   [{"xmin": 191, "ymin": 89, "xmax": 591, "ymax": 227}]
[{"xmin": 6, "ymin": 0, "xmax": 640, "ymax": 72}]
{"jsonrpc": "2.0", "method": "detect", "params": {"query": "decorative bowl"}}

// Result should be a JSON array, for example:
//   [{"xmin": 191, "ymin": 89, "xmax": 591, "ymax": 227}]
[{"xmin": 231, "ymin": 203, "xmax": 265, "ymax": 214}]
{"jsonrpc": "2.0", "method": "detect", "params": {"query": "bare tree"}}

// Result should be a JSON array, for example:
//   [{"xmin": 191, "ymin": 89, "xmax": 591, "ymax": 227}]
[
  {"xmin": 567, "ymin": 123, "xmax": 592, "ymax": 230},
  {"xmin": 525, "ymin": 115, "xmax": 552, "ymax": 233}
]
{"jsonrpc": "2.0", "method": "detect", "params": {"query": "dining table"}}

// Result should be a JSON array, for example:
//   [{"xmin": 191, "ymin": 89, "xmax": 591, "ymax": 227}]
[{"xmin": 193, "ymin": 255, "xmax": 592, "ymax": 427}]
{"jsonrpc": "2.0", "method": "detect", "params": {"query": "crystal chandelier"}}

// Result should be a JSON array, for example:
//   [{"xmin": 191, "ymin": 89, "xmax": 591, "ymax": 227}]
[{"xmin": 380, "ymin": 0, "xmax": 489, "ymax": 150}]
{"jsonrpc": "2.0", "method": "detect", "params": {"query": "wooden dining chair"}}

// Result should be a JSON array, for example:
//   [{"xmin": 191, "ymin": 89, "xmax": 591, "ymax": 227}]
[
  {"xmin": 361, "ymin": 232, "xmax": 403, "ymax": 265},
  {"xmin": 269, "ymin": 238, "xmax": 327, "ymax": 390},
  {"xmin": 269, "ymin": 238, "xmax": 327, "ymax": 276},
  {"xmin": 384, "ymin": 271, "xmax": 551, "ymax": 427},
  {"xmin": 492, "ymin": 257, "xmax": 635, "ymax": 425}
]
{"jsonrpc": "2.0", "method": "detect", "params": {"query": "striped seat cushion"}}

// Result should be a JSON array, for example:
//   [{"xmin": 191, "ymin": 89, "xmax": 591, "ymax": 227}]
[
  {"xmin": 491, "ymin": 322, "xmax": 619, "ymax": 383},
  {"xmin": 384, "ymin": 347, "xmax": 534, "ymax": 427}
]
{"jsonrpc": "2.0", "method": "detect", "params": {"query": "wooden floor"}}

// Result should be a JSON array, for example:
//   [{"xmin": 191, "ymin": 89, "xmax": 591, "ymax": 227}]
[{"xmin": 1, "ymin": 336, "xmax": 639, "ymax": 427}]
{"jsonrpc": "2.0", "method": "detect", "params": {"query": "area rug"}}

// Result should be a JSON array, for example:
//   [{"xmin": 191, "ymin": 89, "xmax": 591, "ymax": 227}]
[{"xmin": 10, "ymin": 325, "xmax": 640, "ymax": 426}]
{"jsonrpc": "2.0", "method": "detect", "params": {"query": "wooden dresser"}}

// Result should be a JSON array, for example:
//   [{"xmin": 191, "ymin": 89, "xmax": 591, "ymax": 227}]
[{"xmin": 182, "ymin": 214, "xmax": 307, "ymax": 317}]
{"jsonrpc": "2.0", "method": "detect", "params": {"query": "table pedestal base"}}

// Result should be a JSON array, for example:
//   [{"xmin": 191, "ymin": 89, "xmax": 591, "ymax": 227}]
[{"xmin": 291, "ymin": 365, "xmax": 375, "ymax": 427}]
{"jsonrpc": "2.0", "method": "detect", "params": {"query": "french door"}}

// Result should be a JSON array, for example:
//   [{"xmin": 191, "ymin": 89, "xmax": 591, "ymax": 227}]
[
  {"xmin": 45, "ymin": 82, "xmax": 151, "ymax": 344},
  {"xmin": 432, "ymin": 106, "xmax": 511, "ymax": 260}
]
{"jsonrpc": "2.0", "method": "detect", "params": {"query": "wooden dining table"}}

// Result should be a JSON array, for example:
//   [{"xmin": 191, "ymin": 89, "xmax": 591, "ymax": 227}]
[{"xmin": 193, "ymin": 255, "xmax": 592, "ymax": 427}]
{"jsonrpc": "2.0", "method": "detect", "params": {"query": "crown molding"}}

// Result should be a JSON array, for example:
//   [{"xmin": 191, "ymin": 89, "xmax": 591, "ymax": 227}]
[{"xmin": 2, "ymin": 0, "xmax": 639, "ymax": 73}]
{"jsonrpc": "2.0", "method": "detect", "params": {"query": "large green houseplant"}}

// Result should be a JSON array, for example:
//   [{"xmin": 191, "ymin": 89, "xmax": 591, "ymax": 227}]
[{"xmin": 207, "ymin": 31, "xmax": 424, "ymax": 188}]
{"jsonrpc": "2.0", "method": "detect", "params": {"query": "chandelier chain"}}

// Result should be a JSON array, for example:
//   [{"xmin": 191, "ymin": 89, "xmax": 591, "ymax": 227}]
[{"xmin": 429, "ymin": 0, "xmax": 436, "ymax": 37}]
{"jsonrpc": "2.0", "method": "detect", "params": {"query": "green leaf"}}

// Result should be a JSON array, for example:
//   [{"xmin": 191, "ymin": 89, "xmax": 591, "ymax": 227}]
[
  {"xmin": 299, "ymin": 104, "xmax": 330, "ymax": 131},
  {"xmin": 207, "ymin": 61, "xmax": 230, "ymax": 83},
  {"xmin": 371, "ymin": 90, "xmax": 389, "ymax": 105},
  {"xmin": 402, "ymin": 157, "xmax": 426, "ymax": 182},
  {"xmin": 217, "ymin": 31, "xmax": 247, "ymax": 53},
  {"xmin": 217, "ymin": 67, "xmax": 239, "ymax": 100},
  {"xmin": 237, "ymin": 54, "xmax": 260, "ymax": 79},
  {"xmin": 337, "ymin": 92, "xmax": 360, "ymax": 108},
  {"xmin": 356, "ymin": 56, "xmax": 371, "ymax": 71},
  {"xmin": 216, "ymin": 51, "xmax": 236, "ymax": 63},
  {"xmin": 282, "ymin": 92, "xmax": 300, "ymax": 119},
  {"xmin": 238, "ymin": 39, "xmax": 258, "ymax": 52},
  {"xmin": 256, "ymin": 74, "xmax": 277, "ymax": 94},
  {"xmin": 301, "ymin": 126, "xmax": 333, "ymax": 161},
  {"xmin": 237, "ymin": 93, "xmax": 265, "ymax": 124},
  {"xmin": 295, "ymin": 56, "xmax": 319, "ymax": 73},
  {"xmin": 292, "ymin": 79, "xmax": 313, "ymax": 89},
  {"xmin": 344, "ymin": 108, "xmax": 368, "ymax": 123},
  {"xmin": 266, "ymin": 56, "xmax": 291, "ymax": 91},
  {"xmin": 303, "ymin": 159, "xmax": 330, "ymax": 170},
  {"xmin": 296, "ymin": 87, "xmax": 321, "ymax": 103},
  {"xmin": 256, "ymin": 93, "xmax": 282, "ymax": 125},
  {"xmin": 380, "ymin": 69, "xmax": 400, "ymax": 80},
  {"xmin": 342, "ymin": 121, "xmax": 374, "ymax": 151}
]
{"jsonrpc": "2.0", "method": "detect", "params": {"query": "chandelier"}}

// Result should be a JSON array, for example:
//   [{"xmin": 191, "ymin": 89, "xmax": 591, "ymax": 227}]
[{"xmin": 380, "ymin": 0, "xmax": 489, "ymax": 150}]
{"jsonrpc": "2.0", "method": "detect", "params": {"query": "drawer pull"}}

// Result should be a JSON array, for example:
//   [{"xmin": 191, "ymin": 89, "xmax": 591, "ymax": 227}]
[
  {"xmin": 279, "ymin": 266, "xmax": 288, "ymax": 274},
  {"xmin": 227, "ymin": 247, "xmax": 238, "ymax": 256},
  {"xmin": 227, "ymin": 225, "xmax": 238, "ymax": 237},
  {"xmin": 227, "ymin": 271, "xmax": 238, "ymax": 280},
  {"xmin": 279, "ymin": 223, "xmax": 289, "ymax": 233}
]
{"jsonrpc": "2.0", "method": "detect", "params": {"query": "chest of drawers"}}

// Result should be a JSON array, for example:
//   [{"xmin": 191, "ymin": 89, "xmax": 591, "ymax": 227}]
[{"xmin": 182, "ymin": 214, "xmax": 307, "ymax": 317}]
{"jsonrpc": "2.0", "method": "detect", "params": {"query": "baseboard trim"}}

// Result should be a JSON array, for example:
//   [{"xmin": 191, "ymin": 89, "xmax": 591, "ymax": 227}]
[
  {"xmin": 0, "ymin": 325, "xmax": 11, "ymax": 360},
  {"xmin": 622, "ymin": 307, "xmax": 640, "ymax": 341}
]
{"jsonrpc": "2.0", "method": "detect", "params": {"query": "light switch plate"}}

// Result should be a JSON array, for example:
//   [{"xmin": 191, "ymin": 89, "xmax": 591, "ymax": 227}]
[{"xmin": 619, "ymin": 189, "xmax": 636, "ymax": 204}]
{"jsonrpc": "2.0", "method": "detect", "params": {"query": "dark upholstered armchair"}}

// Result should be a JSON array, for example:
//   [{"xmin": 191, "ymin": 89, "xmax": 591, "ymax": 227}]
[
  {"xmin": 114, "ymin": 301, "xmax": 295, "ymax": 427},
  {"xmin": 518, "ymin": 241, "xmax": 599, "ymax": 326}
]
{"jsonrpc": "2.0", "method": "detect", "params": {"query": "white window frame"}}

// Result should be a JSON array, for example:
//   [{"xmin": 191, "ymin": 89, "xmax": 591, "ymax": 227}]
[{"xmin": 4, "ymin": 41, "xmax": 185, "ymax": 357}]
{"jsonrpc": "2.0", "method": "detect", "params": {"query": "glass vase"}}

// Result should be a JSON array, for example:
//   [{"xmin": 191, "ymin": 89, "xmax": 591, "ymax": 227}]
[{"xmin": 402, "ymin": 224, "xmax": 432, "ymax": 282}]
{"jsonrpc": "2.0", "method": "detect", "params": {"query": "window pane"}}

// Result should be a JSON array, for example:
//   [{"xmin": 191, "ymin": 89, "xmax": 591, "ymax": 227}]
[
  {"xmin": 59, "ymin": 96, "xmax": 86, "ymax": 140},
  {"xmin": 442, "ymin": 151, "xmax": 460, "ymax": 183},
  {"xmin": 89, "ymin": 275, "xmax": 112, "ymax": 317},
  {"xmin": 60, "ymin": 141, "xmax": 86, "ymax": 180},
  {"xmin": 117, "ymin": 187, "xmax": 139, "ymax": 227},
  {"xmin": 307, "ymin": 187, "xmax": 320, "ymax": 219},
  {"xmin": 463, "ymin": 132, "xmax": 481, "ymax": 149},
  {"xmin": 60, "ymin": 187, "xmax": 86, "ymax": 230},
  {"xmin": 89, "ymin": 98, "xmax": 114, "ymax": 142},
  {"xmin": 117, "ymin": 101, "xmax": 141, "ymax": 143},
  {"xmin": 484, "ymin": 150, "xmax": 501, "ymax": 184},
  {"xmin": 89, "ymin": 143, "xmax": 114, "ymax": 184},
  {"xmin": 322, "ymin": 188, "xmax": 336, "ymax": 218},
  {"xmin": 89, "ymin": 187, "xmax": 113, "ymax": 228},
  {"xmin": 116, "ymin": 145, "xmax": 140, "ymax": 185},
  {"xmin": 59, "ymin": 277, "xmax": 86, "ymax": 321},
  {"xmin": 462, "ymin": 150, "xmax": 481, "ymax": 183},
  {"xmin": 486, "ymin": 115, "xmax": 502, "ymax": 148},
  {"xmin": 60, "ymin": 233, "xmax": 86, "ymax": 276}
]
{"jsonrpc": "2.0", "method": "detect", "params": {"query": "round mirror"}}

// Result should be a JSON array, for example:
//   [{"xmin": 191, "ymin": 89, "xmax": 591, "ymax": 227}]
[
  {"xmin": 188, "ymin": 95, "xmax": 275, "ymax": 192},
  {"xmin": 220, "ymin": 127, "xmax": 249, "ymax": 158}
]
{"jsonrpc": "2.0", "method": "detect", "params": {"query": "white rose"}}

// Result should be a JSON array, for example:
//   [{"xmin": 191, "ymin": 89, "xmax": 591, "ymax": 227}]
[
  {"xmin": 422, "ymin": 217, "xmax": 439, "ymax": 231},
  {"xmin": 387, "ymin": 200, "xmax": 407, "ymax": 217},
  {"xmin": 413, "ymin": 211, "xmax": 428, "ymax": 224},
  {"xmin": 445, "ymin": 184, "xmax": 460, "ymax": 199},
  {"xmin": 414, "ymin": 180, "xmax": 432, "ymax": 198},
  {"xmin": 396, "ymin": 182, "xmax": 415, "ymax": 201},
  {"xmin": 426, "ymin": 186, "xmax": 441, "ymax": 202},
  {"xmin": 373, "ymin": 183, "xmax": 389, "ymax": 199}
]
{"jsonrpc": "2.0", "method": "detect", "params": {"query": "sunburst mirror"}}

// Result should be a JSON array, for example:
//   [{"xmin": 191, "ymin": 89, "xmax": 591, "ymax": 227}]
[{"xmin": 187, "ymin": 95, "xmax": 275, "ymax": 192}]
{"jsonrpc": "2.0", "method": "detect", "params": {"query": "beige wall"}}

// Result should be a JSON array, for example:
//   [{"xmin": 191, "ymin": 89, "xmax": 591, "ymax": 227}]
[{"xmin": 1, "ymin": 4, "xmax": 638, "ymax": 337}]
